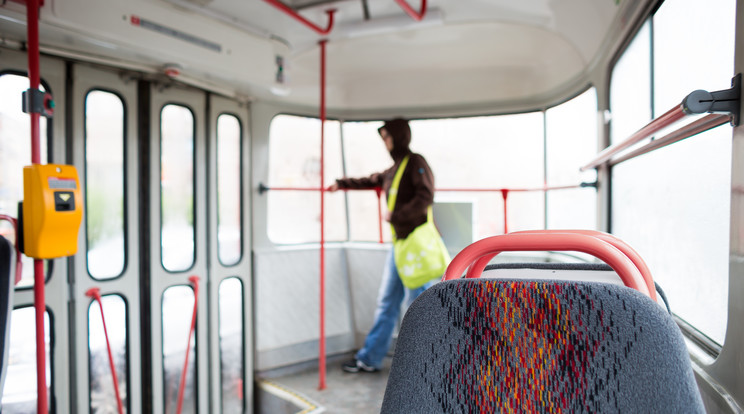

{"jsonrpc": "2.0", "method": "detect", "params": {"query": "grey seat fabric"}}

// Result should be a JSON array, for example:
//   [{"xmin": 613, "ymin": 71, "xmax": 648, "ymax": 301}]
[
  {"xmin": 0, "ymin": 236, "xmax": 15, "ymax": 401},
  {"xmin": 381, "ymin": 279, "xmax": 704, "ymax": 413}
]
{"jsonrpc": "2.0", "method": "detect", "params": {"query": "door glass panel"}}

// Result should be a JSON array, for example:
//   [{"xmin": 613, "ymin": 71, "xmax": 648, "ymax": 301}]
[
  {"xmin": 85, "ymin": 90, "xmax": 126, "ymax": 279},
  {"xmin": 162, "ymin": 286, "xmax": 197, "ymax": 414},
  {"xmin": 1, "ymin": 308, "xmax": 51, "ymax": 413},
  {"xmin": 219, "ymin": 278, "xmax": 244, "ymax": 412},
  {"xmin": 160, "ymin": 105, "xmax": 195, "ymax": 272},
  {"xmin": 89, "ymin": 295, "xmax": 128, "ymax": 413},
  {"xmin": 216, "ymin": 114, "xmax": 242, "ymax": 266}
]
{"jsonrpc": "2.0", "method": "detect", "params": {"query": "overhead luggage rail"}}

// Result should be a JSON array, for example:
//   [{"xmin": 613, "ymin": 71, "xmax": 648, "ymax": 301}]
[{"xmin": 581, "ymin": 74, "xmax": 740, "ymax": 171}]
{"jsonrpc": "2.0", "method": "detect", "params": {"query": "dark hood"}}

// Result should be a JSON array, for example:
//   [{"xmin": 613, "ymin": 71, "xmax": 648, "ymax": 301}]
[{"xmin": 379, "ymin": 118, "xmax": 412, "ymax": 162}]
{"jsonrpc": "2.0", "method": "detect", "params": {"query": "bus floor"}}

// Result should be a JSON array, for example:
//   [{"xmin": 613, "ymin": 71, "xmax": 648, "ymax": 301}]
[{"xmin": 256, "ymin": 354, "xmax": 392, "ymax": 413}]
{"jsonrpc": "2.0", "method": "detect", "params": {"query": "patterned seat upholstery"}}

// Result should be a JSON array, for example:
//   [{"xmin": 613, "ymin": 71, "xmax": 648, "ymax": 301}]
[{"xmin": 381, "ymin": 279, "xmax": 704, "ymax": 413}]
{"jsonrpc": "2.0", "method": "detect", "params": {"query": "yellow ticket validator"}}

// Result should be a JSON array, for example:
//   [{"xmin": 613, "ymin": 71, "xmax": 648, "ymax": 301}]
[{"xmin": 22, "ymin": 164, "xmax": 83, "ymax": 259}]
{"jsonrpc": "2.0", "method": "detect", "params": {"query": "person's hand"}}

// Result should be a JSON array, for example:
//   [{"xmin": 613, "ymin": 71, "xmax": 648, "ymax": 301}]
[
  {"xmin": 384, "ymin": 211, "xmax": 392, "ymax": 222},
  {"xmin": 327, "ymin": 183, "xmax": 339, "ymax": 192}
]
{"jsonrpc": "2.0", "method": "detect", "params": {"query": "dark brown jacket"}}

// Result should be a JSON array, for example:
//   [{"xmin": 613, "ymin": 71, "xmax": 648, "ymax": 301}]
[{"xmin": 336, "ymin": 153, "xmax": 434, "ymax": 239}]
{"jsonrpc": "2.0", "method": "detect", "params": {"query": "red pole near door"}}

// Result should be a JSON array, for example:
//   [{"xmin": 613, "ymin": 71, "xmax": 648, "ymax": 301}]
[
  {"xmin": 318, "ymin": 39, "xmax": 328, "ymax": 391},
  {"xmin": 25, "ymin": 0, "xmax": 49, "ymax": 412}
]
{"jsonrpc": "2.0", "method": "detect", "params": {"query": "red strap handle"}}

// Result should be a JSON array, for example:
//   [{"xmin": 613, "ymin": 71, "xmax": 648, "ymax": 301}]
[
  {"xmin": 0, "ymin": 215, "xmax": 22, "ymax": 284},
  {"xmin": 443, "ymin": 232, "xmax": 651, "ymax": 297},
  {"xmin": 176, "ymin": 276, "xmax": 200, "ymax": 414},
  {"xmin": 85, "ymin": 288, "xmax": 124, "ymax": 414},
  {"xmin": 464, "ymin": 230, "xmax": 656, "ymax": 301}
]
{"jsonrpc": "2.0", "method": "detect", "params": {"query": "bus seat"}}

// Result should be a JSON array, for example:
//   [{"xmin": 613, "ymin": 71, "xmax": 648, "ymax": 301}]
[
  {"xmin": 381, "ymin": 278, "xmax": 704, "ymax": 413},
  {"xmin": 0, "ymin": 236, "xmax": 15, "ymax": 401}
]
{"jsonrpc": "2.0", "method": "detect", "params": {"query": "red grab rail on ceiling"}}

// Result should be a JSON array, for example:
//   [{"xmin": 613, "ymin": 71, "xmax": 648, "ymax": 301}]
[
  {"xmin": 262, "ymin": 0, "xmax": 337, "ymax": 35},
  {"xmin": 442, "ymin": 231, "xmax": 651, "ymax": 297},
  {"xmin": 395, "ymin": 0, "xmax": 427, "ymax": 21}
]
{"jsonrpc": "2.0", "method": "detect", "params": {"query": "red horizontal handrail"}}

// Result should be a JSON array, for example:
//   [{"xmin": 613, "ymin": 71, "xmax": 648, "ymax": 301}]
[
  {"xmin": 581, "ymin": 105, "xmax": 688, "ymax": 171},
  {"xmin": 395, "ymin": 0, "xmax": 427, "ymax": 21},
  {"xmin": 263, "ymin": 0, "xmax": 336, "ymax": 35},
  {"xmin": 262, "ymin": 184, "xmax": 586, "ymax": 193},
  {"xmin": 443, "ymin": 232, "xmax": 651, "ymax": 297},
  {"xmin": 464, "ymin": 230, "xmax": 656, "ymax": 301}
]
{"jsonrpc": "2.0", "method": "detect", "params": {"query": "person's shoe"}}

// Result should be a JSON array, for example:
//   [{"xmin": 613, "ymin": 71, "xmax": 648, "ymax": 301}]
[{"xmin": 342, "ymin": 358, "xmax": 378, "ymax": 373}]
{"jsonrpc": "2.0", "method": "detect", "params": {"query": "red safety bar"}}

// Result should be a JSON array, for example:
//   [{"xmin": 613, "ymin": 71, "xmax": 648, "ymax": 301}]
[
  {"xmin": 262, "ymin": 0, "xmax": 336, "ymax": 35},
  {"xmin": 443, "ymin": 232, "xmax": 651, "ymax": 297},
  {"xmin": 580, "ymin": 106, "xmax": 688, "ymax": 171},
  {"xmin": 21, "ymin": 0, "xmax": 49, "ymax": 412},
  {"xmin": 176, "ymin": 276, "xmax": 200, "ymax": 414},
  {"xmin": 318, "ymin": 39, "xmax": 328, "ymax": 391},
  {"xmin": 85, "ymin": 288, "xmax": 124, "ymax": 414},
  {"xmin": 463, "ymin": 230, "xmax": 656, "ymax": 301},
  {"xmin": 0, "ymin": 215, "xmax": 22, "ymax": 284},
  {"xmin": 395, "ymin": 0, "xmax": 427, "ymax": 21}
]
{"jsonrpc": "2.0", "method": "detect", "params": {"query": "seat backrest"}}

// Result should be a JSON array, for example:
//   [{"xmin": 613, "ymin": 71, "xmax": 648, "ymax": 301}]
[
  {"xmin": 381, "ymin": 279, "xmax": 704, "ymax": 413},
  {"xmin": 0, "ymin": 235, "xmax": 15, "ymax": 401}
]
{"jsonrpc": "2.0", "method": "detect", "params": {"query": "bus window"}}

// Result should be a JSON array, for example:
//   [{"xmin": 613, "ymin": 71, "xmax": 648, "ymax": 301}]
[
  {"xmin": 0, "ymin": 74, "xmax": 49, "ymax": 287},
  {"xmin": 1, "ymin": 308, "xmax": 51, "ymax": 413},
  {"xmin": 611, "ymin": 0, "xmax": 735, "ymax": 345},
  {"xmin": 85, "ymin": 90, "xmax": 126, "ymax": 279},
  {"xmin": 162, "ymin": 286, "xmax": 196, "ymax": 413},
  {"xmin": 216, "ymin": 114, "xmax": 242, "ymax": 266},
  {"xmin": 545, "ymin": 88, "xmax": 598, "ymax": 230},
  {"xmin": 267, "ymin": 115, "xmax": 346, "ymax": 244},
  {"xmin": 160, "ymin": 104, "xmax": 195, "ymax": 272},
  {"xmin": 610, "ymin": 21, "xmax": 652, "ymax": 145},
  {"xmin": 218, "ymin": 278, "xmax": 244, "ymax": 412},
  {"xmin": 411, "ymin": 114, "xmax": 545, "ymax": 238},
  {"xmin": 341, "ymin": 121, "xmax": 391, "ymax": 242},
  {"xmin": 88, "ymin": 295, "xmax": 128, "ymax": 413}
]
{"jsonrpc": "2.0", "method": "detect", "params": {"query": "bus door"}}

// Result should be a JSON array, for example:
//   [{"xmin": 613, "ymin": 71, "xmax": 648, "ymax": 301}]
[
  {"xmin": 69, "ymin": 63, "xmax": 142, "ymax": 414},
  {"xmin": 0, "ymin": 48, "xmax": 71, "ymax": 413}
]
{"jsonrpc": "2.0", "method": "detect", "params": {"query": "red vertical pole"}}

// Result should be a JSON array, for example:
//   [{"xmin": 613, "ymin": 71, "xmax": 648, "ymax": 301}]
[
  {"xmin": 501, "ymin": 189, "xmax": 509, "ymax": 234},
  {"xmin": 375, "ymin": 187, "xmax": 383, "ymax": 244},
  {"xmin": 26, "ymin": 1, "xmax": 48, "ymax": 413},
  {"xmin": 318, "ymin": 39, "xmax": 327, "ymax": 391}
]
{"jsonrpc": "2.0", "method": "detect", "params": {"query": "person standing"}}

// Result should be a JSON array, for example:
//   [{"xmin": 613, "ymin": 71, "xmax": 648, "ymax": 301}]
[{"xmin": 328, "ymin": 118, "xmax": 436, "ymax": 373}]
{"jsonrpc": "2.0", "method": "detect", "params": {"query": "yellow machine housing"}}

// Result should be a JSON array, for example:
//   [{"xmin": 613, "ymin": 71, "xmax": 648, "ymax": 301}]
[{"xmin": 22, "ymin": 164, "xmax": 83, "ymax": 259}]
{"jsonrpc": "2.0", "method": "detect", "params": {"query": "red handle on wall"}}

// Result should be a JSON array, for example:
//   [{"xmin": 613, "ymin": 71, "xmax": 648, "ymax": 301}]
[
  {"xmin": 443, "ymin": 232, "xmax": 651, "ymax": 297},
  {"xmin": 0, "ymin": 215, "xmax": 22, "ymax": 284},
  {"xmin": 463, "ymin": 230, "xmax": 657, "ymax": 301}
]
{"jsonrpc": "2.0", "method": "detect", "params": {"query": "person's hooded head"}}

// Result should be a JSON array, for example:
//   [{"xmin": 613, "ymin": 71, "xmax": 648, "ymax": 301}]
[{"xmin": 378, "ymin": 118, "xmax": 412, "ymax": 162}]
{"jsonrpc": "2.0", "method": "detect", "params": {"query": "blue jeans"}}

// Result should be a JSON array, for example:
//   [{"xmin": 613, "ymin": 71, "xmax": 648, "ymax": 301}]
[{"xmin": 356, "ymin": 247, "xmax": 434, "ymax": 369}]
